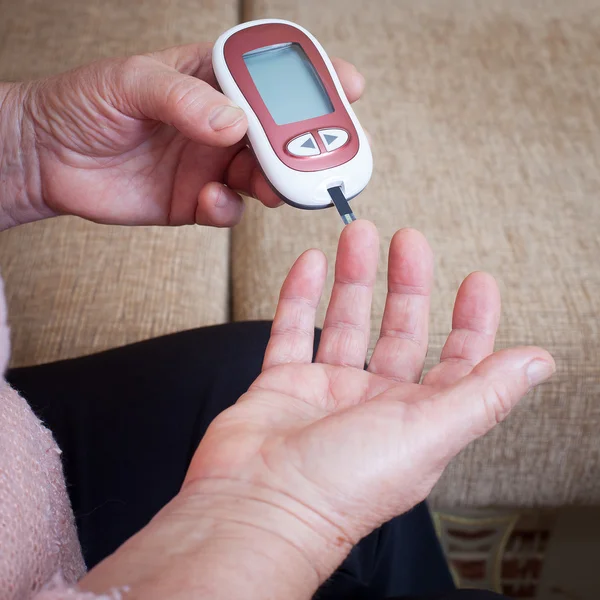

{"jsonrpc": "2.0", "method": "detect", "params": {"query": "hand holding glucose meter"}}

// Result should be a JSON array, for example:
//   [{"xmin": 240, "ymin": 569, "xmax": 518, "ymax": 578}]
[{"xmin": 213, "ymin": 19, "xmax": 372, "ymax": 223}]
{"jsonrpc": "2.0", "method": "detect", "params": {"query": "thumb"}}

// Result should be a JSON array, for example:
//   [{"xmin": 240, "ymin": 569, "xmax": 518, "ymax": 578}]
[
  {"xmin": 430, "ymin": 346, "xmax": 555, "ymax": 460},
  {"xmin": 111, "ymin": 55, "xmax": 248, "ymax": 146}
]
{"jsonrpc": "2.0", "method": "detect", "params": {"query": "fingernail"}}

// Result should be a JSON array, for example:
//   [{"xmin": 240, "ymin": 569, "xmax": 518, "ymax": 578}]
[
  {"xmin": 215, "ymin": 187, "xmax": 229, "ymax": 208},
  {"xmin": 215, "ymin": 186, "xmax": 241, "ymax": 208},
  {"xmin": 209, "ymin": 105, "xmax": 245, "ymax": 131},
  {"xmin": 526, "ymin": 360, "xmax": 555, "ymax": 387}
]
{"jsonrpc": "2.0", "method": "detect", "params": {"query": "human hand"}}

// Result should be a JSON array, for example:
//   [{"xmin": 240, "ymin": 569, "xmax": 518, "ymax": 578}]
[
  {"xmin": 80, "ymin": 222, "xmax": 554, "ymax": 600},
  {"xmin": 2, "ymin": 44, "xmax": 364, "ymax": 228}
]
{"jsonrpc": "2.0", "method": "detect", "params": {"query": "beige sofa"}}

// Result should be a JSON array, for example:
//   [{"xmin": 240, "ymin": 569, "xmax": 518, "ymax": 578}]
[{"xmin": 2, "ymin": 0, "xmax": 599, "ymax": 596}]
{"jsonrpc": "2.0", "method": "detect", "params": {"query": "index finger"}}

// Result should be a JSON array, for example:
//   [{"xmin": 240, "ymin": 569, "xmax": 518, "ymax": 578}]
[
  {"xmin": 331, "ymin": 57, "xmax": 366, "ymax": 103},
  {"xmin": 147, "ymin": 43, "xmax": 213, "ymax": 78}
]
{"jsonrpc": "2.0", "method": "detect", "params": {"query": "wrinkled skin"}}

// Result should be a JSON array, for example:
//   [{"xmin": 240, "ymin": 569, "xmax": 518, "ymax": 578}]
[
  {"xmin": 81, "ymin": 222, "xmax": 554, "ymax": 600},
  {"xmin": 9, "ymin": 44, "xmax": 364, "ymax": 228}
]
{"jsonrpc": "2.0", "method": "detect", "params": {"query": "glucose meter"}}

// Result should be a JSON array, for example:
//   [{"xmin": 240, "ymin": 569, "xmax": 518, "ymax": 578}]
[{"xmin": 213, "ymin": 19, "xmax": 372, "ymax": 223}]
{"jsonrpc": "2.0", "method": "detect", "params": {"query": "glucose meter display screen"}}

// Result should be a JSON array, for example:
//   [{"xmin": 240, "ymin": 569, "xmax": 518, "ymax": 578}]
[{"xmin": 243, "ymin": 43, "xmax": 334, "ymax": 126}]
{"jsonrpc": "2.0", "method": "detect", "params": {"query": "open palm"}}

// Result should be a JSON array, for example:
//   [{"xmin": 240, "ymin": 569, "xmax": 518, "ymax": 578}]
[
  {"xmin": 81, "ymin": 223, "xmax": 555, "ymax": 599},
  {"xmin": 24, "ymin": 44, "xmax": 364, "ymax": 227},
  {"xmin": 186, "ymin": 221, "xmax": 554, "ymax": 548}
]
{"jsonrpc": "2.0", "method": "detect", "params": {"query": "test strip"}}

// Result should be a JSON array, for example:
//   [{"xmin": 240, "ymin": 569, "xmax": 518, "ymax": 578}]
[{"xmin": 328, "ymin": 186, "xmax": 357, "ymax": 225}]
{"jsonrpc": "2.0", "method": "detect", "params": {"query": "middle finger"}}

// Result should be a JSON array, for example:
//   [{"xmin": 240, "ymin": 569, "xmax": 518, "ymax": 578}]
[{"xmin": 368, "ymin": 229, "xmax": 433, "ymax": 382}]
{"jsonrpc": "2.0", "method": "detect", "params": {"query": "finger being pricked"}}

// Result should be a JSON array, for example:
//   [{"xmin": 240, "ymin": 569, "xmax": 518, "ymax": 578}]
[{"xmin": 316, "ymin": 220, "xmax": 379, "ymax": 369}]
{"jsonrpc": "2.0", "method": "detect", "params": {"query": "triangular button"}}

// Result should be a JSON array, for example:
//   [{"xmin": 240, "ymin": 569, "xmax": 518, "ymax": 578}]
[
  {"xmin": 301, "ymin": 138, "xmax": 315, "ymax": 149},
  {"xmin": 324, "ymin": 134, "xmax": 338, "ymax": 145}
]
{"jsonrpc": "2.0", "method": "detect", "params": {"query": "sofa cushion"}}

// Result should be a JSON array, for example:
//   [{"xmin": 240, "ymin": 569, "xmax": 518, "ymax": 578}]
[
  {"xmin": 232, "ymin": 0, "xmax": 600, "ymax": 506},
  {"xmin": 0, "ymin": 0, "xmax": 237, "ymax": 366}
]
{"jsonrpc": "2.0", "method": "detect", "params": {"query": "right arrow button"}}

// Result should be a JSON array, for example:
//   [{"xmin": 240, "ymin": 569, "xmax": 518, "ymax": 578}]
[{"xmin": 318, "ymin": 128, "xmax": 349, "ymax": 152}]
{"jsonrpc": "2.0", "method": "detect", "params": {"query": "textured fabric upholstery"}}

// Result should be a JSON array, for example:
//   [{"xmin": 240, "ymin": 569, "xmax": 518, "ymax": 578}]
[
  {"xmin": 0, "ymin": 0, "xmax": 237, "ymax": 366},
  {"xmin": 2, "ymin": 0, "xmax": 600, "ymax": 507},
  {"xmin": 232, "ymin": 0, "xmax": 600, "ymax": 506}
]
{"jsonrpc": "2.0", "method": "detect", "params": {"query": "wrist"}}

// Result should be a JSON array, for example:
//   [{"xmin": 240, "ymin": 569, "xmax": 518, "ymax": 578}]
[
  {"xmin": 81, "ymin": 478, "xmax": 353, "ymax": 600},
  {"xmin": 178, "ymin": 478, "xmax": 353, "ymax": 589},
  {"xmin": 0, "ymin": 82, "xmax": 50, "ymax": 229}
]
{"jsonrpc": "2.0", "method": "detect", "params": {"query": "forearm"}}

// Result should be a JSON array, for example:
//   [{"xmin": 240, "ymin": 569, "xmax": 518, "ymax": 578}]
[{"xmin": 0, "ymin": 82, "xmax": 49, "ymax": 230}]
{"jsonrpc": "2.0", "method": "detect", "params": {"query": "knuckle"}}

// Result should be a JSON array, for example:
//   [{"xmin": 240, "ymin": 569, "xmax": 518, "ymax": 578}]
[
  {"xmin": 166, "ymin": 76, "xmax": 205, "ymax": 117},
  {"xmin": 121, "ymin": 54, "xmax": 151, "ymax": 77},
  {"xmin": 111, "ymin": 55, "xmax": 153, "ymax": 103},
  {"xmin": 481, "ymin": 378, "xmax": 513, "ymax": 428},
  {"xmin": 324, "ymin": 328, "xmax": 365, "ymax": 367},
  {"xmin": 272, "ymin": 324, "xmax": 312, "ymax": 338}
]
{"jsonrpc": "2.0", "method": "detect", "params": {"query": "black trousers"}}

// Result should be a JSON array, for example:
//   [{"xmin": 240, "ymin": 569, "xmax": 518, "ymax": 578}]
[{"xmin": 8, "ymin": 322, "xmax": 506, "ymax": 600}]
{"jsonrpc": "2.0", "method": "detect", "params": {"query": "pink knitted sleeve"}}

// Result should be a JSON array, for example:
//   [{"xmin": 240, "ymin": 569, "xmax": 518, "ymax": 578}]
[{"xmin": 0, "ymin": 277, "xmax": 122, "ymax": 599}]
